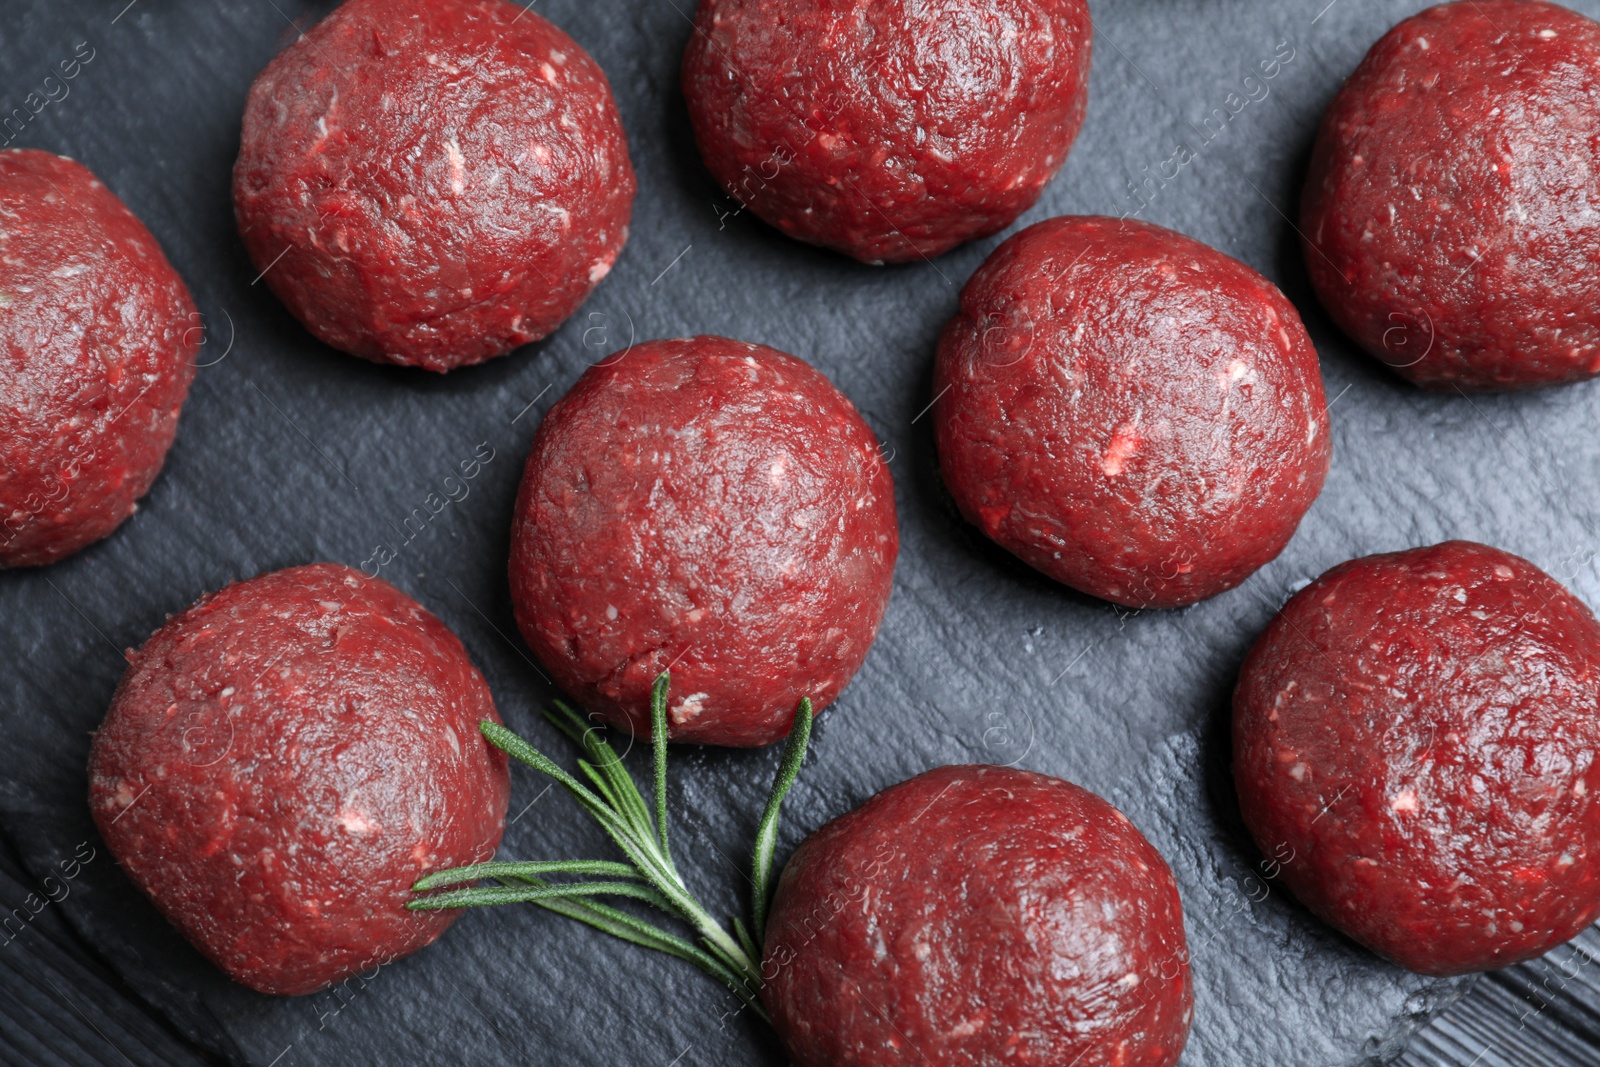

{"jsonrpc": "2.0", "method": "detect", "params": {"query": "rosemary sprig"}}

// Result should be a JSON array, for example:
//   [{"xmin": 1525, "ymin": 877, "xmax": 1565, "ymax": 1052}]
[{"xmin": 410, "ymin": 671, "xmax": 814, "ymax": 1021}]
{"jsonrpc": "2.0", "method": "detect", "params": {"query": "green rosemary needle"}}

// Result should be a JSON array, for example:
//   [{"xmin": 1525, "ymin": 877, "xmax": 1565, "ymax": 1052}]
[{"xmin": 410, "ymin": 671, "xmax": 814, "ymax": 1022}]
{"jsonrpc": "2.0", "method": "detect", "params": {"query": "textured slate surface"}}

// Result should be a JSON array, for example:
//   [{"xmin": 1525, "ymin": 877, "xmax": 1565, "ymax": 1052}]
[{"xmin": 2, "ymin": 0, "xmax": 1600, "ymax": 1064}]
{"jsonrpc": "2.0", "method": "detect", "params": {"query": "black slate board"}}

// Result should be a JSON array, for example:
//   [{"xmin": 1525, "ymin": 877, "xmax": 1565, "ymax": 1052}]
[{"xmin": 3, "ymin": 0, "xmax": 1600, "ymax": 1064}]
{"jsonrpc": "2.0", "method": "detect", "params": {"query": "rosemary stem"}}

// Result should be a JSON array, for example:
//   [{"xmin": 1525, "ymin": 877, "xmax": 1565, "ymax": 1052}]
[
  {"xmin": 752, "ymin": 699, "xmax": 813, "ymax": 942},
  {"xmin": 651, "ymin": 671, "xmax": 673, "ymax": 868},
  {"xmin": 418, "ymin": 673, "xmax": 813, "ymax": 1026}
]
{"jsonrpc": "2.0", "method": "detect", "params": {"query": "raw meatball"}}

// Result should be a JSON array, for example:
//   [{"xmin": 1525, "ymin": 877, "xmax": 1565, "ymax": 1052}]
[
  {"xmin": 681, "ymin": 0, "xmax": 1092, "ymax": 264},
  {"xmin": 763, "ymin": 765, "xmax": 1193, "ymax": 1066},
  {"xmin": 508, "ymin": 335, "xmax": 897, "ymax": 747},
  {"xmin": 233, "ymin": 0, "xmax": 635, "ymax": 372},
  {"xmin": 89, "ymin": 564, "xmax": 510, "ymax": 995},
  {"xmin": 1301, "ymin": 0, "xmax": 1600, "ymax": 390},
  {"xmin": 934, "ymin": 215, "xmax": 1330, "ymax": 609},
  {"xmin": 1233, "ymin": 541, "xmax": 1600, "ymax": 975},
  {"xmin": 0, "ymin": 149, "xmax": 197, "ymax": 567}
]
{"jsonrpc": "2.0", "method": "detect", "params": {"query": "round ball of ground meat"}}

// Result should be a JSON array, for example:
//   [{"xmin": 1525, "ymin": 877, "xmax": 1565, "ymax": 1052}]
[
  {"xmin": 681, "ymin": 0, "xmax": 1092, "ymax": 264},
  {"xmin": 1301, "ymin": 0, "xmax": 1600, "ymax": 390},
  {"xmin": 763, "ymin": 764, "xmax": 1193, "ymax": 1066},
  {"xmin": 233, "ymin": 0, "xmax": 635, "ymax": 372},
  {"xmin": 1233, "ymin": 540, "xmax": 1600, "ymax": 975},
  {"xmin": 0, "ymin": 149, "xmax": 198, "ymax": 567},
  {"xmin": 89, "ymin": 563, "xmax": 510, "ymax": 996},
  {"xmin": 508, "ymin": 335, "xmax": 897, "ymax": 747},
  {"xmin": 934, "ymin": 215, "xmax": 1330, "ymax": 609}
]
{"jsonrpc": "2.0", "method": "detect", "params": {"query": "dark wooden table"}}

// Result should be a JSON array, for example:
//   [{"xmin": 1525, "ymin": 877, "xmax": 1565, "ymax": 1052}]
[{"xmin": 1402, "ymin": 936, "xmax": 1600, "ymax": 1067}]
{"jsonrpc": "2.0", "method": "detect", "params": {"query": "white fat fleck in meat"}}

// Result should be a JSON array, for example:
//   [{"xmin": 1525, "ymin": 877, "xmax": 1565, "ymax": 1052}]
[
  {"xmin": 670, "ymin": 692, "xmax": 710, "ymax": 725},
  {"xmin": 444, "ymin": 135, "xmax": 466, "ymax": 194},
  {"xmin": 1220, "ymin": 359, "xmax": 1251, "ymax": 389},
  {"xmin": 1390, "ymin": 788, "xmax": 1419, "ymax": 813},
  {"xmin": 769, "ymin": 457, "xmax": 787, "ymax": 485},
  {"xmin": 1101, "ymin": 422, "xmax": 1142, "ymax": 477},
  {"xmin": 338, "ymin": 807, "xmax": 382, "ymax": 834}
]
